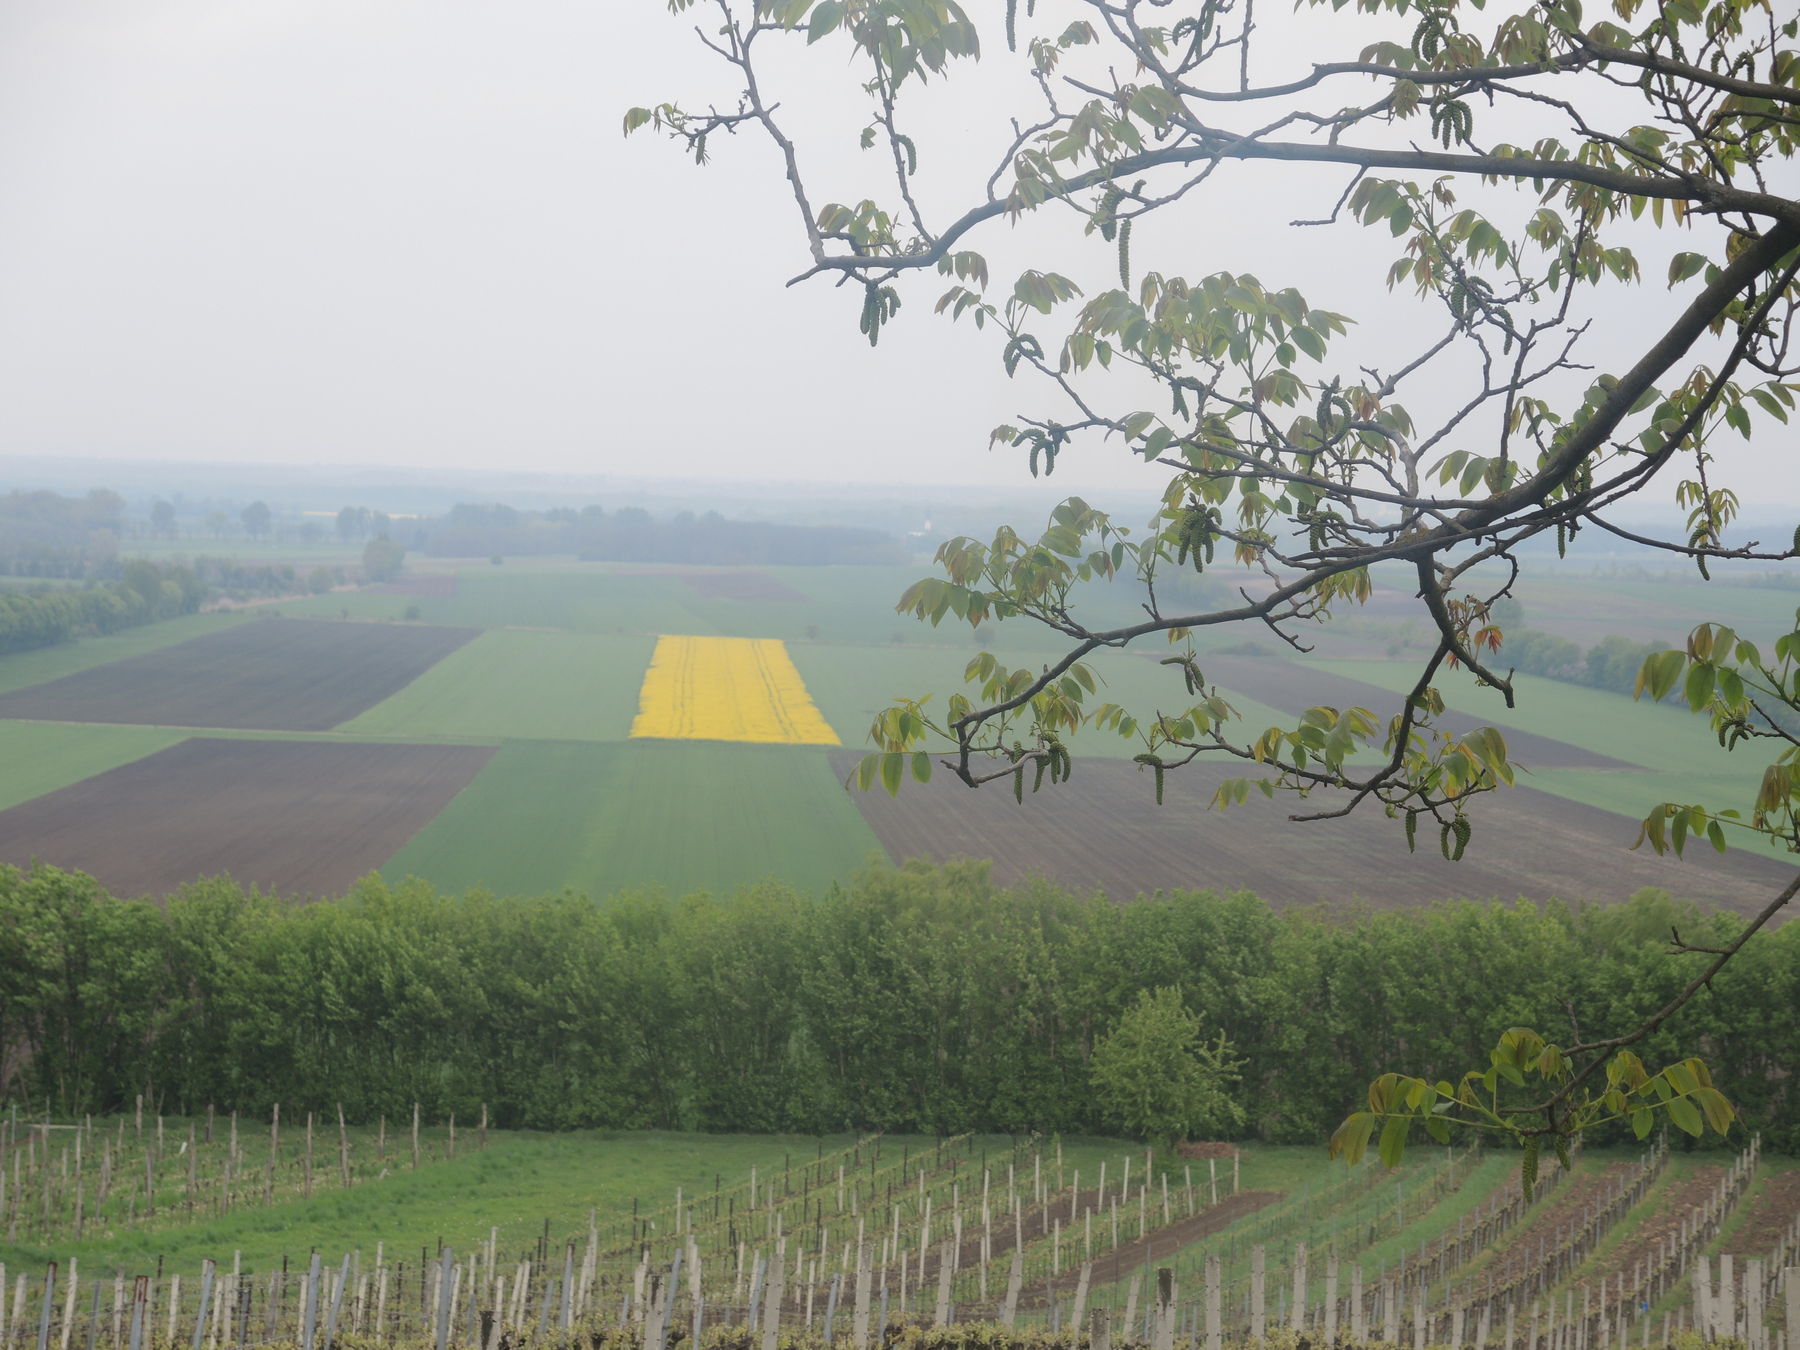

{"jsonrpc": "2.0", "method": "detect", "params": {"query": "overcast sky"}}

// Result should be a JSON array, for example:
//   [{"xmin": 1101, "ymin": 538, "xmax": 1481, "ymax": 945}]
[{"xmin": 2, "ymin": 0, "xmax": 1793, "ymax": 506}]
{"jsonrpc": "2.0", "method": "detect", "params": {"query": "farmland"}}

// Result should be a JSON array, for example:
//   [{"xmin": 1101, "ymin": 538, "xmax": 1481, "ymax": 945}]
[
  {"xmin": 828, "ymin": 754, "xmax": 1795, "ymax": 914},
  {"xmin": 0, "ymin": 619, "xmax": 478, "ymax": 731},
  {"xmin": 631, "ymin": 636, "xmax": 840, "ymax": 745},
  {"xmin": 0, "ymin": 739, "xmax": 495, "ymax": 897},
  {"xmin": 0, "ymin": 1118, "xmax": 1794, "ymax": 1350},
  {"xmin": 0, "ymin": 556, "xmax": 1789, "ymax": 908},
  {"xmin": 339, "ymin": 629, "xmax": 656, "ymax": 743},
  {"xmin": 379, "ymin": 740, "xmax": 881, "ymax": 899}
]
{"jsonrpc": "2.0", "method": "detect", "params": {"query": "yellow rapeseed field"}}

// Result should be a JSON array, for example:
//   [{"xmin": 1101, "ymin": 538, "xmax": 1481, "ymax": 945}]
[{"xmin": 629, "ymin": 635, "xmax": 841, "ymax": 745}]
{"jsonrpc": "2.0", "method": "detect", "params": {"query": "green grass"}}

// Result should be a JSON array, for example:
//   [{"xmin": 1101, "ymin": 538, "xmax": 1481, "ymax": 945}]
[
  {"xmin": 1294, "ymin": 658, "xmax": 1747, "ymax": 777},
  {"xmin": 380, "ymin": 740, "xmax": 887, "ymax": 899},
  {"xmin": 0, "ymin": 1128, "xmax": 867, "ymax": 1276},
  {"xmin": 0, "ymin": 722, "xmax": 190, "ymax": 809},
  {"xmin": 0, "ymin": 1128, "xmax": 1188, "ymax": 1280},
  {"xmin": 339, "ymin": 629, "xmax": 656, "ymax": 742},
  {"xmin": 1527, "ymin": 768, "xmax": 1798, "ymax": 861},
  {"xmin": 0, "ymin": 612, "xmax": 250, "ymax": 696}
]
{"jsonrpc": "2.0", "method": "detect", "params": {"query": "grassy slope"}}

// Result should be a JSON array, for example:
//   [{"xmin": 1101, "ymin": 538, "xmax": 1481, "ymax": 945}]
[
  {"xmin": 0, "ymin": 612, "xmax": 251, "ymax": 696},
  {"xmin": 380, "ymin": 740, "xmax": 886, "ymax": 899},
  {"xmin": 0, "ymin": 722, "xmax": 190, "ymax": 810},
  {"xmin": 340, "ymin": 629, "xmax": 656, "ymax": 742}
]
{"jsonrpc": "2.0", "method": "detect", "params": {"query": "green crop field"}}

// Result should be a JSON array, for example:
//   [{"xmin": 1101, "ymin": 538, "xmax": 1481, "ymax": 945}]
[
  {"xmin": 1290, "ymin": 658, "xmax": 1728, "ymax": 774},
  {"xmin": 0, "ymin": 721, "xmax": 189, "ymax": 810},
  {"xmin": 340, "ymin": 629, "xmax": 657, "ymax": 742},
  {"xmin": 380, "ymin": 740, "xmax": 885, "ymax": 899}
]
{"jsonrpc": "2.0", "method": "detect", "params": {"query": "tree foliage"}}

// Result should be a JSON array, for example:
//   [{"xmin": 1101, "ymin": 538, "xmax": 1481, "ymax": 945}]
[
  {"xmin": 3, "ymin": 864, "xmax": 1799, "ymax": 1148},
  {"xmin": 1089, "ymin": 986, "xmax": 1246, "ymax": 1148},
  {"xmin": 632, "ymin": 0, "xmax": 1800, "ymax": 1170}
]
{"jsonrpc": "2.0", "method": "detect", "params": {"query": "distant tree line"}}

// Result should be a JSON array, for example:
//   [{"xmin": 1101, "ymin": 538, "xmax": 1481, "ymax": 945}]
[
  {"xmin": 0, "ymin": 489, "xmax": 128, "ymax": 579},
  {"xmin": 0, "ymin": 861, "xmax": 1792, "ymax": 1150},
  {"xmin": 1489, "ymin": 600, "xmax": 1674, "ymax": 698},
  {"xmin": 0, "ymin": 561, "xmax": 206, "ymax": 655},
  {"xmin": 418, "ymin": 502, "xmax": 905, "ymax": 566}
]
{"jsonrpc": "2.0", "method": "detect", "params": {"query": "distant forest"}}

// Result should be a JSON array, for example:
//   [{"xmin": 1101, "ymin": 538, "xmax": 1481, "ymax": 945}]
[{"xmin": 418, "ymin": 502, "xmax": 906, "ymax": 566}]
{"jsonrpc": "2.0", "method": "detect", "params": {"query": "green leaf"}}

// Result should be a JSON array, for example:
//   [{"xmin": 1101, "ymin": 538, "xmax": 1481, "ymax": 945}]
[
  {"xmin": 1329, "ymin": 1111, "xmax": 1376, "ymax": 1165},
  {"xmin": 1666, "ymin": 1096, "xmax": 1703, "ymax": 1137},
  {"xmin": 806, "ymin": 0, "xmax": 843, "ymax": 42},
  {"xmin": 880, "ymin": 752, "xmax": 904, "ymax": 797},
  {"xmin": 1377, "ymin": 1114, "xmax": 1410, "ymax": 1168}
]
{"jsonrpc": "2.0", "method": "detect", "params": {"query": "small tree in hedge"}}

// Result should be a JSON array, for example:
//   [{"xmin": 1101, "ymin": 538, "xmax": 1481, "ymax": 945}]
[{"xmin": 1090, "ymin": 987, "xmax": 1246, "ymax": 1153}]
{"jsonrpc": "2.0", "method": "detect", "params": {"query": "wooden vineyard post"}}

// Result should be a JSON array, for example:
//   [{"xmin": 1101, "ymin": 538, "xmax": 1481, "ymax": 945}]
[
  {"xmin": 1205, "ymin": 1255, "xmax": 1222, "ymax": 1350},
  {"xmin": 1351, "ymin": 1263, "xmax": 1365, "ymax": 1344},
  {"xmin": 479, "ymin": 1106, "xmax": 487, "ymax": 1153},
  {"xmin": 1153, "ymin": 1268, "xmax": 1174, "ymax": 1350},
  {"xmin": 433, "ymin": 1249, "xmax": 453, "ymax": 1350},
  {"xmin": 266, "ymin": 1106, "xmax": 279, "ymax": 1206},
  {"xmin": 761, "ymin": 1239, "xmax": 785, "ymax": 1350},
  {"xmin": 1001, "ymin": 1248, "xmax": 1022, "ymax": 1328},
  {"xmin": 449, "ymin": 1116, "xmax": 456, "ymax": 1161},
  {"xmin": 58, "ymin": 1261, "xmax": 76, "ymax": 1350},
  {"xmin": 337, "ymin": 1107, "xmax": 350, "ymax": 1190},
  {"xmin": 412, "ymin": 1106, "xmax": 421, "ymax": 1173},
  {"xmin": 1209, "ymin": 1159, "xmax": 1218, "ymax": 1206},
  {"xmin": 933, "ymin": 1243, "xmax": 952, "ymax": 1327},
  {"xmin": 1072, "ymin": 1263, "xmax": 1092, "ymax": 1333},
  {"xmin": 1089, "ymin": 1308, "xmax": 1110, "ymax": 1350},
  {"xmin": 1291, "ymin": 1244, "xmax": 1307, "ymax": 1333},
  {"xmin": 850, "ymin": 1244, "xmax": 870, "ymax": 1350},
  {"xmin": 1251, "ymin": 1247, "xmax": 1266, "ymax": 1344},
  {"xmin": 303, "ymin": 1114, "xmax": 314, "ymax": 1200},
  {"xmin": 1324, "ymin": 1249, "xmax": 1339, "ymax": 1345}
]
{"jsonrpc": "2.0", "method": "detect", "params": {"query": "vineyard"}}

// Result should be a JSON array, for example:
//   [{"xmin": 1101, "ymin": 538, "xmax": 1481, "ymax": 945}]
[{"xmin": 0, "ymin": 1118, "xmax": 1795, "ymax": 1350}]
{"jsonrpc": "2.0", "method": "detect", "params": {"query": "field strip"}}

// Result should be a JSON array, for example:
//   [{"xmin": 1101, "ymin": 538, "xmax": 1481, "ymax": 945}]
[
  {"xmin": 0, "ymin": 738, "xmax": 496, "ymax": 898},
  {"xmin": 630, "ymin": 635, "xmax": 840, "ymax": 745}
]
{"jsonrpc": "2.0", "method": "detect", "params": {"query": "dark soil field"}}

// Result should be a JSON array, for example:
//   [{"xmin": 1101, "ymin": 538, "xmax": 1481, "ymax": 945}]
[
  {"xmin": 0, "ymin": 738, "xmax": 495, "ymax": 897},
  {"xmin": 0, "ymin": 618, "xmax": 478, "ymax": 730},
  {"xmin": 1204, "ymin": 657, "xmax": 1637, "ymax": 770},
  {"xmin": 1023, "ymin": 1190, "xmax": 1282, "ymax": 1306},
  {"xmin": 1586, "ymin": 1166, "xmax": 1725, "ymax": 1293},
  {"xmin": 1726, "ymin": 1168, "xmax": 1800, "ymax": 1256},
  {"xmin": 829, "ymin": 754, "xmax": 1798, "ymax": 915}
]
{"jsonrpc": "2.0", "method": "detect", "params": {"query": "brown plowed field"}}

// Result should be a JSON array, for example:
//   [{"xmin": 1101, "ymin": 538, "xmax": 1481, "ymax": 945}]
[
  {"xmin": 0, "ymin": 738, "xmax": 494, "ymax": 897},
  {"xmin": 1477, "ymin": 1163, "xmax": 1634, "ymax": 1292},
  {"xmin": 830, "ymin": 754, "xmax": 1798, "ymax": 915},
  {"xmin": 1020, "ymin": 1190, "xmax": 1283, "ymax": 1307},
  {"xmin": 1584, "ymin": 1166, "xmax": 1724, "ymax": 1296},
  {"xmin": 1726, "ymin": 1168, "xmax": 1800, "ymax": 1256},
  {"xmin": 1204, "ymin": 657, "xmax": 1636, "ymax": 770},
  {"xmin": 0, "ymin": 618, "xmax": 477, "ymax": 730}
]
